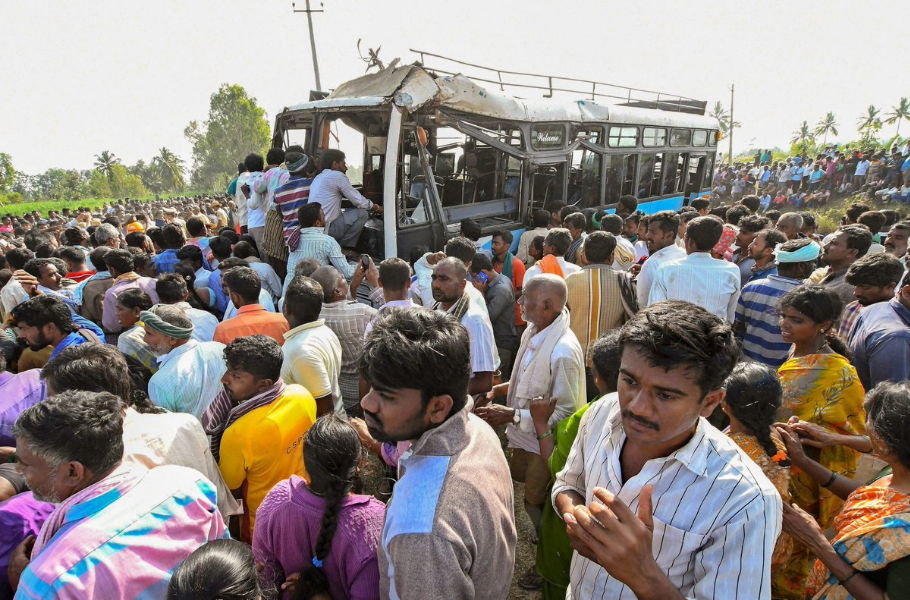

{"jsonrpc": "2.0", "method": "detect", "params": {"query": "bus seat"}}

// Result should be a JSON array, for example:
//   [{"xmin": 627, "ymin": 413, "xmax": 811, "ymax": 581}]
[{"xmin": 504, "ymin": 176, "xmax": 520, "ymax": 198}]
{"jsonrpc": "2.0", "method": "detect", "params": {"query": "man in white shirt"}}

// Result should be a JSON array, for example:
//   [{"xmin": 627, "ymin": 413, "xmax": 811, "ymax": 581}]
[
  {"xmin": 649, "ymin": 216, "xmax": 741, "ymax": 322},
  {"xmin": 524, "ymin": 229, "xmax": 582, "ymax": 282},
  {"xmin": 232, "ymin": 241, "xmax": 283, "ymax": 303},
  {"xmin": 600, "ymin": 214, "xmax": 635, "ymax": 270},
  {"xmin": 241, "ymin": 153, "xmax": 266, "ymax": 251},
  {"xmin": 281, "ymin": 275, "xmax": 343, "ymax": 416},
  {"xmin": 430, "ymin": 257, "xmax": 498, "ymax": 395},
  {"xmin": 554, "ymin": 301, "xmax": 782, "ymax": 599},
  {"xmin": 636, "ymin": 211, "xmax": 686, "ymax": 306},
  {"xmin": 410, "ymin": 237, "xmax": 489, "ymax": 315},
  {"xmin": 477, "ymin": 275, "xmax": 584, "ymax": 544},
  {"xmin": 308, "ymin": 149, "xmax": 382, "ymax": 247},
  {"xmin": 234, "ymin": 168, "xmax": 250, "ymax": 234}
]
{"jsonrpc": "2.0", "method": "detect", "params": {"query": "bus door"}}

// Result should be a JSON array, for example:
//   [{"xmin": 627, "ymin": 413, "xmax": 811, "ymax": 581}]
[
  {"xmin": 397, "ymin": 125, "xmax": 448, "ymax": 256},
  {"xmin": 568, "ymin": 130, "xmax": 606, "ymax": 209}
]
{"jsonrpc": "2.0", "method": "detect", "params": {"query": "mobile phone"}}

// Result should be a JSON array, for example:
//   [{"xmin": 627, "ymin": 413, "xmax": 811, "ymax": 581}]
[
  {"xmin": 475, "ymin": 271, "xmax": 488, "ymax": 285},
  {"xmin": 360, "ymin": 254, "xmax": 370, "ymax": 272}
]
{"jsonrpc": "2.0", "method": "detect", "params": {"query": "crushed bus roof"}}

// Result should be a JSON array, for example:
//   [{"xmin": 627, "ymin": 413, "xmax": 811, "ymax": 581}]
[{"xmin": 278, "ymin": 65, "xmax": 716, "ymax": 130}]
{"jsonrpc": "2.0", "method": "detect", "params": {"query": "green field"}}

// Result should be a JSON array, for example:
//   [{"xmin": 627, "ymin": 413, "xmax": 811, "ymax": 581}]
[{"xmin": 0, "ymin": 192, "xmax": 213, "ymax": 216}]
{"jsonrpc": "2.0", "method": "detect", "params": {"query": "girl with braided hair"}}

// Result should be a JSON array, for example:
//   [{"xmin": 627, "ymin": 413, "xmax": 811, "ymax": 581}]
[
  {"xmin": 721, "ymin": 362, "xmax": 794, "ymax": 593},
  {"xmin": 253, "ymin": 415, "xmax": 385, "ymax": 600}
]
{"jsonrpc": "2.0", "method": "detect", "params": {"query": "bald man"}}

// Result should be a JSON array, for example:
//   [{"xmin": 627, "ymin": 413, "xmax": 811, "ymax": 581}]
[
  {"xmin": 775, "ymin": 212, "xmax": 803, "ymax": 240},
  {"xmin": 431, "ymin": 257, "xmax": 498, "ymax": 395},
  {"xmin": 477, "ymin": 274, "xmax": 585, "ymax": 544}
]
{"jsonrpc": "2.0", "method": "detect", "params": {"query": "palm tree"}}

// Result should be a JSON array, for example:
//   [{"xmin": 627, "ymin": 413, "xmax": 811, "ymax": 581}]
[
  {"xmin": 885, "ymin": 97, "xmax": 910, "ymax": 138},
  {"xmin": 93, "ymin": 151, "xmax": 120, "ymax": 178},
  {"xmin": 857, "ymin": 105, "xmax": 882, "ymax": 132},
  {"xmin": 813, "ymin": 112, "xmax": 838, "ymax": 146},
  {"xmin": 152, "ymin": 147, "xmax": 186, "ymax": 192},
  {"xmin": 791, "ymin": 121, "xmax": 816, "ymax": 154},
  {"xmin": 709, "ymin": 101, "xmax": 730, "ymax": 134}
]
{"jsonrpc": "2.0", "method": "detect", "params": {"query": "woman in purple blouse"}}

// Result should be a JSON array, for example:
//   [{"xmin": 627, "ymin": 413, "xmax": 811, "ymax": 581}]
[{"xmin": 253, "ymin": 415, "xmax": 385, "ymax": 600}]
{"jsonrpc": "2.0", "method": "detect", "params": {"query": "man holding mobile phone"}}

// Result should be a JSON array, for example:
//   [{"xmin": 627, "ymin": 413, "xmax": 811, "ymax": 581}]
[{"xmin": 469, "ymin": 254, "xmax": 517, "ymax": 383}]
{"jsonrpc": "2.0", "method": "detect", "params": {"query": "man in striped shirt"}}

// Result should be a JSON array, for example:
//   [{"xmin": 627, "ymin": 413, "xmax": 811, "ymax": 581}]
[
  {"xmin": 735, "ymin": 239, "xmax": 819, "ymax": 367},
  {"xmin": 554, "ymin": 301, "xmax": 782, "ymax": 600},
  {"xmin": 273, "ymin": 148, "xmax": 314, "ymax": 252},
  {"xmin": 9, "ymin": 390, "xmax": 225, "ymax": 598}
]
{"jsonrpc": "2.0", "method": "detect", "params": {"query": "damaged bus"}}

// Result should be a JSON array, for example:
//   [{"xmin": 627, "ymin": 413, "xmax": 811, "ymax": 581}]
[{"xmin": 271, "ymin": 54, "xmax": 718, "ymax": 260}]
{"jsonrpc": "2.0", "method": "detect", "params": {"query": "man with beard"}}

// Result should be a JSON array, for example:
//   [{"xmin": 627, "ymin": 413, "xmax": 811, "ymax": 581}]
[
  {"xmin": 359, "ymin": 308, "xmax": 516, "ymax": 600},
  {"xmin": 731, "ymin": 215, "xmax": 770, "ymax": 286},
  {"xmin": 816, "ymin": 224, "xmax": 874, "ymax": 305},
  {"xmin": 884, "ymin": 221, "xmax": 909, "ymax": 259},
  {"xmin": 635, "ymin": 211, "xmax": 685, "ymax": 306},
  {"xmin": 837, "ymin": 253, "xmax": 905, "ymax": 340},
  {"xmin": 12, "ymin": 296, "xmax": 101, "ymax": 362},
  {"xmin": 744, "ymin": 228, "xmax": 788, "ymax": 284},
  {"xmin": 553, "ymin": 301, "xmax": 781, "ymax": 599},
  {"xmin": 7, "ymin": 391, "xmax": 226, "ymax": 598},
  {"xmin": 143, "ymin": 305, "xmax": 227, "ymax": 420},
  {"xmin": 206, "ymin": 335, "xmax": 315, "ymax": 544},
  {"xmin": 430, "ymin": 257, "xmax": 497, "ymax": 395}
]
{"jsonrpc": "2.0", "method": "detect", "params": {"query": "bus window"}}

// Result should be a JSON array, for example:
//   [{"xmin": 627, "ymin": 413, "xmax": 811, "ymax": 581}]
[
  {"xmin": 703, "ymin": 156, "xmax": 714, "ymax": 189},
  {"xmin": 670, "ymin": 128, "xmax": 692, "ymax": 147},
  {"xmin": 708, "ymin": 131, "xmax": 717, "ymax": 147},
  {"xmin": 604, "ymin": 153, "xmax": 637, "ymax": 203},
  {"xmin": 663, "ymin": 153, "xmax": 680, "ymax": 195},
  {"xmin": 642, "ymin": 127, "xmax": 667, "ymax": 148},
  {"xmin": 328, "ymin": 119, "xmax": 365, "ymax": 185},
  {"xmin": 637, "ymin": 153, "xmax": 664, "ymax": 198},
  {"xmin": 531, "ymin": 163, "xmax": 566, "ymax": 209},
  {"xmin": 570, "ymin": 148, "xmax": 603, "ymax": 208},
  {"xmin": 608, "ymin": 126, "xmax": 638, "ymax": 148},
  {"xmin": 685, "ymin": 155, "xmax": 704, "ymax": 192},
  {"xmin": 693, "ymin": 130, "xmax": 708, "ymax": 146}
]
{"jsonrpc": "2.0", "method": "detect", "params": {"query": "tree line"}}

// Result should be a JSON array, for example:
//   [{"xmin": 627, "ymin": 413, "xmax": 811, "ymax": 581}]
[
  {"xmin": 0, "ymin": 84, "xmax": 271, "ymax": 206},
  {"xmin": 711, "ymin": 97, "xmax": 910, "ymax": 158}
]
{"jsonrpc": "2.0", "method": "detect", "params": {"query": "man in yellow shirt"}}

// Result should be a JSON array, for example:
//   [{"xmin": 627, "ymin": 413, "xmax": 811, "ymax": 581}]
[{"xmin": 206, "ymin": 334, "xmax": 316, "ymax": 543}]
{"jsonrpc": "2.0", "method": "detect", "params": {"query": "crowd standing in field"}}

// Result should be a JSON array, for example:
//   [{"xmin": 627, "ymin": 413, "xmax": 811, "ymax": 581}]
[{"xmin": 0, "ymin": 144, "xmax": 909, "ymax": 600}]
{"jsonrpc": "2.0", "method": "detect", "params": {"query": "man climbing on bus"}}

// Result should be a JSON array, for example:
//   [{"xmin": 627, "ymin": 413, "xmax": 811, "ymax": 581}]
[{"xmin": 308, "ymin": 149, "xmax": 383, "ymax": 248}]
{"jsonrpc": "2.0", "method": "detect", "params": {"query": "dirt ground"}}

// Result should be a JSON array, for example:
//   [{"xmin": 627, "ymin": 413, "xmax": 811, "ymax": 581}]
[{"xmin": 358, "ymin": 425, "xmax": 542, "ymax": 600}]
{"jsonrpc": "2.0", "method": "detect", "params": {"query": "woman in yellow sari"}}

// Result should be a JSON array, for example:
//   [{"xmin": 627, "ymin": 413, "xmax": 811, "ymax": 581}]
[
  {"xmin": 775, "ymin": 285, "xmax": 866, "ymax": 598},
  {"xmin": 778, "ymin": 381, "xmax": 910, "ymax": 599}
]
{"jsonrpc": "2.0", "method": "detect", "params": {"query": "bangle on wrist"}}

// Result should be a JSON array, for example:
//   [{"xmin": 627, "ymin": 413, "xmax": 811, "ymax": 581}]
[
  {"xmin": 536, "ymin": 429, "xmax": 554, "ymax": 441},
  {"xmin": 837, "ymin": 570, "xmax": 857, "ymax": 585},
  {"xmin": 822, "ymin": 471, "xmax": 838, "ymax": 488}
]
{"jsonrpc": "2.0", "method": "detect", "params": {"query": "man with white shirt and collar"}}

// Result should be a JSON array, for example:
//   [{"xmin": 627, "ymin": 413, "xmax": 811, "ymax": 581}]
[
  {"xmin": 648, "ymin": 215, "xmax": 742, "ymax": 322},
  {"xmin": 477, "ymin": 274, "xmax": 584, "ymax": 550},
  {"xmin": 524, "ymin": 228, "xmax": 582, "ymax": 282},
  {"xmin": 364, "ymin": 257, "xmax": 422, "ymax": 337},
  {"xmin": 431, "ymin": 257, "xmax": 498, "ymax": 396},
  {"xmin": 554, "ymin": 301, "xmax": 782, "ymax": 600},
  {"xmin": 308, "ymin": 149, "xmax": 382, "ymax": 248},
  {"xmin": 636, "ymin": 210, "xmax": 685, "ymax": 306}
]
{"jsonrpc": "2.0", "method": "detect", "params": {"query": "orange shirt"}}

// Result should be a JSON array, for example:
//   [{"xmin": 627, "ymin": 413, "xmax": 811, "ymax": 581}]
[{"xmin": 213, "ymin": 304, "xmax": 290, "ymax": 346}]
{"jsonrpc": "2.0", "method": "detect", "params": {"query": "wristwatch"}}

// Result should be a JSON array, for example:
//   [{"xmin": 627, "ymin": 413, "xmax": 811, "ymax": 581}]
[{"xmin": 512, "ymin": 408, "xmax": 521, "ymax": 425}]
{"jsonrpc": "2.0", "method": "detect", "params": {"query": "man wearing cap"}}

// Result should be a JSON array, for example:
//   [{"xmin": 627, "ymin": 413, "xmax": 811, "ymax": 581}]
[
  {"xmin": 734, "ymin": 238, "xmax": 819, "ymax": 367},
  {"xmin": 211, "ymin": 201, "xmax": 228, "ymax": 229},
  {"xmin": 274, "ymin": 147, "xmax": 315, "ymax": 252},
  {"xmin": 143, "ymin": 305, "xmax": 227, "ymax": 420}
]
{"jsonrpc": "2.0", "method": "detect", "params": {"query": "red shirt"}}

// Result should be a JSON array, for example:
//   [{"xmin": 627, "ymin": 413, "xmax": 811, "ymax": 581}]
[{"xmin": 66, "ymin": 270, "xmax": 95, "ymax": 283}]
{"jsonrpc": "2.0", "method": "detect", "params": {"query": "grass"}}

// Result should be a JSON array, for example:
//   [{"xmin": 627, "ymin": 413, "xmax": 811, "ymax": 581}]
[{"xmin": 0, "ymin": 192, "xmax": 210, "ymax": 216}]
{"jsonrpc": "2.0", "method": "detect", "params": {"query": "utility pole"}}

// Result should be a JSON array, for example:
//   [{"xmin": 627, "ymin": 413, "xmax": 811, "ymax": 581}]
[
  {"xmin": 728, "ymin": 83, "xmax": 734, "ymax": 165},
  {"xmin": 292, "ymin": 1, "xmax": 324, "ymax": 91}
]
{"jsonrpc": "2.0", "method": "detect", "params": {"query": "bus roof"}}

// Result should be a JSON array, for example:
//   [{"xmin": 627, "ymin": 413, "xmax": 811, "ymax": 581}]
[{"xmin": 278, "ymin": 65, "xmax": 717, "ymax": 130}]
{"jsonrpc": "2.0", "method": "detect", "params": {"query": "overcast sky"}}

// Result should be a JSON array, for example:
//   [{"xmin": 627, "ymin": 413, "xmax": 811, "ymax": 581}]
[{"xmin": 3, "ymin": 0, "xmax": 908, "ymax": 175}]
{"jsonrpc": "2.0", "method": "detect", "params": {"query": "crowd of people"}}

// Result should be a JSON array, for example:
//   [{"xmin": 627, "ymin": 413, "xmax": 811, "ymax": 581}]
[
  {"xmin": 712, "ymin": 141, "xmax": 910, "ymax": 211},
  {"xmin": 0, "ymin": 144, "xmax": 908, "ymax": 600}
]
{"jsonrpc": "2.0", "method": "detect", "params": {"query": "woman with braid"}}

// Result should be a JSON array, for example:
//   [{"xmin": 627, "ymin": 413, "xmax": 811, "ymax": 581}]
[
  {"xmin": 721, "ymin": 362, "xmax": 794, "ymax": 593},
  {"xmin": 253, "ymin": 415, "xmax": 384, "ymax": 600}
]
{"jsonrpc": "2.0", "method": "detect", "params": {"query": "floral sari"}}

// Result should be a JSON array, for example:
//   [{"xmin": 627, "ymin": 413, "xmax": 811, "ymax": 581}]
[
  {"xmin": 727, "ymin": 433, "xmax": 794, "ymax": 577},
  {"xmin": 775, "ymin": 353, "xmax": 866, "ymax": 599},
  {"xmin": 807, "ymin": 484, "xmax": 910, "ymax": 599}
]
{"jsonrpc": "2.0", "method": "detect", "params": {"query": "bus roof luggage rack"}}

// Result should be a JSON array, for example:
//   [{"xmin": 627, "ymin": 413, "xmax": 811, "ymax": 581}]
[{"xmin": 411, "ymin": 49, "xmax": 707, "ymax": 116}]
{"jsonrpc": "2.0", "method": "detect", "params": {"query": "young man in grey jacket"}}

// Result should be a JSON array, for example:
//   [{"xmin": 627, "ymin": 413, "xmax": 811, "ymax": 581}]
[{"xmin": 360, "ymin": 308, "xmax": 517, "ymax": 600}]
